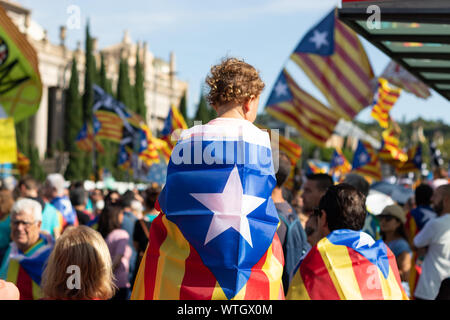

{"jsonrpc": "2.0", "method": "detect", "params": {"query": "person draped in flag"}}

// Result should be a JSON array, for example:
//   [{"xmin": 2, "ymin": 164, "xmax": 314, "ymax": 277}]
[
  {"xmin": 42, "ymin": 174, "xmax": 78, "ymax": 230},
  {"xmin": 0, "ymin": 199, "xmax": 54, "ymax": 300},
  {"xmin": 287, "ymin": 183, "xmax": 408, "ymax": 300},
  {"xmin": 131, "ymin": 57, "xmax": 284, "ymax": 300}
]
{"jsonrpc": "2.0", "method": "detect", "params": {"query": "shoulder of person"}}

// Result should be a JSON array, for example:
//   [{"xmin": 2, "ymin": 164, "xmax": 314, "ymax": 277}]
[{"xmin": 110, "ymin": 229, "xmax": 130, "ymax": 240}]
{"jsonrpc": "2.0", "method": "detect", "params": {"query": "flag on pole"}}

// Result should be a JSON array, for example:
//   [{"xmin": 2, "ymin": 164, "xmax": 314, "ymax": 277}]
[
  {"xmin": 329, "ymin": 148, "xmax": 352, "ymax": 182},
  {"xmin": 93, "ymin": 110, "xmax": 124, "ymax": 143},
  {"xmin": 160, "ymin": 104, "xmax": 188, "ymax": 150},
  {"xmin": 306, "ymin": 160, "xmax": 330, "ymax": 175},
  {"xmin": 381, "ymin": 61, "xmax": 430, "ymax": 99},
  {"xmin": 286, "ymin": 229, "xmax": 408, "ymax": 300},
  {"xmin": 396, "ymin": 145, "xmax": 422, "ymax": 174},
  {"xmin": 352, "ymin": 140, "xmax": 382, "ymax": 181},
  {"xmin": 75, "ymin": 123, "xmax": 104, "ymax": 153},
  {"xmin": 290, "ymin": 9, "xmax": 375, "ymax": 120},
  {"xmin": 131, "ymin": 119, "xmax": 284, "ymax": 300},
  {"xmin": 265, "ymin": 69, "xmax": 340, "ymax": 147},
  {"xmin": 370, "ymin": 78, "xmax": 401, "ymax": 129},
  {"xmin": 378, "ymin": 124, "xmax": 408, "ymax": 168}
]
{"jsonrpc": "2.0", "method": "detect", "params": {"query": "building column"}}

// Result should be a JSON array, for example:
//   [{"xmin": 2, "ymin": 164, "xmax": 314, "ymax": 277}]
[{"xmin": 32, "ymin": 85, "xmax": 48, "ymax": 160}]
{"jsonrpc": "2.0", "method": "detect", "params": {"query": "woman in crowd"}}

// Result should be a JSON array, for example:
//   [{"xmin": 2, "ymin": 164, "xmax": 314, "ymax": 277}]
[
  {"xmin": 98, "ymin": 203, "xmax": 132, "ymax": 300},
  {"xmin": 0, "ymin": 189, "xmax": 14, "ymax": 263},
  {"xmin": 41, "ymin": 226, "xmax": 116, "ymax": 300},
  {"xmin": 379, "ymin": 204, "xmax": 412, "ymax": 296}
]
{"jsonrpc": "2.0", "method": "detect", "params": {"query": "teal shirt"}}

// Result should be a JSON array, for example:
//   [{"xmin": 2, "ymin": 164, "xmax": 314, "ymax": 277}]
[
  {"xmin": 41, "ymin": 203, "xmax": 62, "ymax": 238},
  {"xmin": 0, "ymin": 215, "xmax": 11, "ymax": 251}
]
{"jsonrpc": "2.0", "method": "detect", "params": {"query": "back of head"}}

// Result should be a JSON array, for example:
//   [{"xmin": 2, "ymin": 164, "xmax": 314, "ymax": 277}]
[
  {"xmin": 70, "ymin": 187, "xmax": 87, "ymax": 207},
  {"xmin": 46, "ymin": 173, "xmax": 66, "ymax": 196},
  {"xmin": 343, "ymin": 173, "xmax": 369, "ymax": 197},
  {"xmin": 319, "ymin": 183, "xmax": 367, "ymax": 232},
  {"xmin": 120, "ymin": 190, "xmax": 135, "ymax": 208},
  {"xmin": 144, "ymin": 183, "xmax": 162, "ymax": 211},
  {"xmin": 205, "ymin": 57, "xmax": 265, "ymax": 108},
  {"xmin": 415, "ymin": 183, "xmax": 433, "ymax": 206},
  {"xmin": 274, "ymin": 152, "xmax": 292, "ymax": 188},
  {"xmin": 306, "ymin": 173, "xmax": 334, "ymax": 193},
  {"xmin": 41, "ymin": 226, "xmax": 115, "ymax": 300},
  {"xmin": 18, "ymin": 176, "xmax": 38, "ymax": 192},
  {"xmin": 0, "ymin": 188, "xmax": 14, "ymax": 219},
  {"xmin": 98, "ymin": 202, "xmax": 124, "ymax": 238}
]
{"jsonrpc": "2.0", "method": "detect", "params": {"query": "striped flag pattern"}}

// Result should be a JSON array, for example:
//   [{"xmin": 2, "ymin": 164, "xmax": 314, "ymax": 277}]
[
  {"xmin": 75, "ymin": 123, "xmax": 105, "ymax": 153},
  {"xmin": 287, "ymin": 229, "xmax": 408, "ymax": 300},
  {"xmin": 329, "ymin": 148, "xmax": 352, "ymax": 182},
  {"xmin": 160, "ymin": 104, "xmax": 188, "ymax": 151},
  {"xmin": 379, "ymin": 124, "xmax": 408, "ymax": 168},
  {"xmin": 396, "ymin": 145, "xmax": 422, "ymax": 174},
  {"xmin": 290, "ymin": 10, "xmax": 375, "ymax": 120},
  {"xmin": 381, "ymin": 61, "xmax": 431, "ymax": 99},
  {"xmin": 93, "ymin": 110, "xmax": 124, "ymax": 143},
  {"xmin": 352, "ymin": 140, "xmax": 382, "ymax": 182},
  {"xmin": 265, "ymin": 69, "xmax": 340, "ymax": 147},
  {"xmin": 370, "ymin": 78, "xmax": 401, "ymax": 128}
]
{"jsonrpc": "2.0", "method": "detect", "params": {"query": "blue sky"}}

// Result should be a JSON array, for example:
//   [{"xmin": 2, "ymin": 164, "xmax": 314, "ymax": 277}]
[{"xmin": 18, "ymin": 0, "xmax": 450, "ymax": 124}]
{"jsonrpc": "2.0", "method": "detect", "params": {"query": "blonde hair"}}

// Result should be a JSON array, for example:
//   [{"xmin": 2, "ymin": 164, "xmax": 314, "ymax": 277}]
[
  {"xmin": 205, "ymin": 57, "xmax": 265, "ymax": 107},
  {"xmin": 41, "ymin": 226, "xmax": 116, "ymax": 300}
]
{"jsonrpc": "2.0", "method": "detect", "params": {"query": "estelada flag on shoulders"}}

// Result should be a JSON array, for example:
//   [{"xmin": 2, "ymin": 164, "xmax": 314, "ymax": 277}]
[
  {"xmin": 131, "ymin": 118, "xmax": 284, "ymax": 300},
  {"xmin": 287, "ymin": 229, "xmax": 408, "ymax": 300}
]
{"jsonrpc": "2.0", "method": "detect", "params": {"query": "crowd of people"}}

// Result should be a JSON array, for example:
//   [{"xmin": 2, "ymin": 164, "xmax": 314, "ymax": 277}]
[
  {"xmin": 0, "ymin": 57, "xmax": 448, "ymax": 301},
  {"xmin": 0, "ymin": 173, "xmax": 162, "ymax": 300}
]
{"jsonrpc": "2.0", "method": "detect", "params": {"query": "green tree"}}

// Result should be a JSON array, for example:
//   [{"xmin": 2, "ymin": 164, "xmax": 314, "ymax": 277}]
[
  {"xmin": 194, "ymin": 93, "xmax": 214, "ymax": 124},
  {"xmin": 64, "ymin": 58, "xmax": 84, "ymax": 180},
  {"xmin": 134, "ymin": 46, "xmax": 146, "ymax": 119},
  {"xmin": 28, "ymin": 145, "xmax": 46, "ymax": 182},
  {"xmin": 178, "ymin": 90, "xmax": 188, "ymax": 121},
  {"xmin": 82, "ymin": 21, "xmax": 96, "ymax": 179}
]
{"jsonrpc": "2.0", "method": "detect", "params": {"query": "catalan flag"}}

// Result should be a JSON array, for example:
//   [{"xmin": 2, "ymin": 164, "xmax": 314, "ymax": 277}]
[
  {"xmin": 287, "ymin": 229, "xmax": 408, "ymax": 300},
  {"xmin": 352, "ymin": 140, "xmax": 382, "ymax": 181},
  {"xmin": 75, "ymin": 123, "xmax": 104, "ymax": 153},
  {"xmin": 265, "ymin": 69, "xmax": 340, "ymax": 147},
  {"xmin": 0, "ymin": 234, "xmax": 53, "ymax": 300},
  {"xmin": 378, "ymin": 124, "xmax": 408, "ymax": 168},
  {"xmin": 93, "ymin": 110, "xmax": 124, "ymax": 143},
  {"xmin": 370, "ymin": 78, "xmax": 401, "ymax": 129},
  {"xmin": 306, "ymin": 160, "xmax": 330, "ymax": 175},
  {"xmin": 396, "ymin": 145, "xmax": 422, "ymax": 174},
  {"xmin": 138, "ymin": 123, "xmax": 161, "ymax": 166},
  {"xmin": 329, "ymin": 148, "xmax": 352, "ymax": 182},
  {"xmin": 131, "ymin": 118, "xmax": 284, "ymax": 300},
  {"xmin": 381, "ymin": 61, "xmax": 430, "ymax": 99},
  {"xmin": 290, "ymin": 9, "xmax": 375, "ymax": 120},
  {"xmin": 161, "ymin": 104, "xmax": 188, "ymax": 150}
]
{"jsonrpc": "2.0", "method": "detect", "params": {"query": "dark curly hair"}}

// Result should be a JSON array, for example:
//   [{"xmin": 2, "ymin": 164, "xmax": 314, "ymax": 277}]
[{"xmin": 205, "ymin": 57, "xmax": 265, "ymax": 107}]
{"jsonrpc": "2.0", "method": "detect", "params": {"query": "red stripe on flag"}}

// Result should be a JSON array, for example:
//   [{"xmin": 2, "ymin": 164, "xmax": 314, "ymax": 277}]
[
  {"xmin": 297, "ymin": 54, "xmax": 357, "ymax": 118},
  {"xmin": 346, "ymin": 247, "xmax": 384, "ymax": 299},
  {"xmin": 244, "ymin": 251, "xmax": 271, "ymax": 299},
  {"xmin": 180, "ymin": 244, "xmax": 217, "ymax": 300},
  {"xmin": 144, "ymin": 212, "xmax": 168, "ymax": 300},
  {"xmin": 17, "ymin": 265, "xmax": 33, "ymax": 300},
  {"xmin": 300, "ymin": 246, "xmax": 341, "ymax": 299}
]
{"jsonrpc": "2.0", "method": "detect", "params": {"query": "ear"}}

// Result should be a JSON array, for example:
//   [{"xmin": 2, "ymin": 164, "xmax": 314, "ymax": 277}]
[{"xmin": 242, "ymin": 99, "xmax": 251, "ymax": 113}]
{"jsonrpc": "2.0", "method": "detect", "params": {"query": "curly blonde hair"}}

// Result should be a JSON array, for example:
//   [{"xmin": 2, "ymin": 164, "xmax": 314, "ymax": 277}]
[{"xmin": 205, "ymin": 57, "xmax": 265, "ymax": 107}]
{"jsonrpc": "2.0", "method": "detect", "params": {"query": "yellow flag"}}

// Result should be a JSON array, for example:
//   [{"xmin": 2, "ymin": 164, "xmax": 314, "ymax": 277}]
[{"xmin": 0, "ymin": 117, "xmax": 18, "ymax": 164}]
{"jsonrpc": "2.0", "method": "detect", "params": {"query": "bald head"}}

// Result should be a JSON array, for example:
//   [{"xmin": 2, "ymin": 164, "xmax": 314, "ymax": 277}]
[{"xmin": 432, "ymin": 184, "xmax": 450, "ymax": 216}]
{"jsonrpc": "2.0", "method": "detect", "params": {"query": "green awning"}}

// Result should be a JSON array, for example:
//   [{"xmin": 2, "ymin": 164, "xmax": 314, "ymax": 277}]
[{"xmin": 338, "ymin": 7, "xmax": 450, "ymax": 100}]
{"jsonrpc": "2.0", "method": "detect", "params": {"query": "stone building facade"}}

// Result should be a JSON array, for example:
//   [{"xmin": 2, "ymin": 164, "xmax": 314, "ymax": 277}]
[{"xmin": 1, "ymin": 0, "xmax": 188, "ymax": 160}]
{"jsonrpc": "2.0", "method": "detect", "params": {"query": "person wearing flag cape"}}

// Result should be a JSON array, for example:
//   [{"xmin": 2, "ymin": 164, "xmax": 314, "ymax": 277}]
[
  {"xmin": 287, "ymin": 184, "xmax": 409, "ymax": 300},
  {"xmin": 131, "ymin": 57, "xmax": 284, "ymax": 300}
]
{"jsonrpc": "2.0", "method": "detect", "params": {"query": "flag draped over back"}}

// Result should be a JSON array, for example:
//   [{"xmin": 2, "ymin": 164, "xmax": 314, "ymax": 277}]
[
  {"xmin": 352, "ymin": 140, "xmax": 382, "ymax": 181},
  {"xmin": 287, "ymin": 229, "xmax": 408, "ymax": 300},
  {"xmin": 265, "ymin": 69, "xmax": 340, "ymax": 147},
  {"xmin": 0, "ymin": 234, "xmax": 53, "ymax": 300},
  {"xmin": 370, "ymin": 78, "xmax": 401, "ymax": 128},
  {"xmin": 381, "ymin": 61, "xmax": 430, "ymax": 99},
  {"xmin": 290, "ymin": 9, "xmax": 375, "ymax": 120},
  {"xmin": 131, "ymin": 118, "xmax": 284, "ymax": 300}
]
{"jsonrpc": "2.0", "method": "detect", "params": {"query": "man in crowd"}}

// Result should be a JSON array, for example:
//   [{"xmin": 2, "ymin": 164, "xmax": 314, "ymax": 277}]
[
  {"xmin": 0, "ymin": 199, "xmax": 53, "ymax": 299},
  {"xmin": 17, "ymin": 177, "xmax": 62, "ymax": 239},
  {"xmin": 287, "ymin": 183, "xmax": 408, "ymax": 300},
  {"xmin": 300, "ymin": 173, "xmax": 333, "ymax": 247},
  {"xmin": 407, "ymin": 183, "xmax": 437, "ymax": 242},
  {"xmin": 69, "ymin": 187, "xmax": 92, "ymax": 225},
  {"xmin": 413, "ymin": 184, "xmax": 450, "ymax": 300},
  {"xmin": 272, "ymin": 152, "xmax": 309, "ymax": 295},
  {"xmin": 42, "ymin": 174, "xmax": 78, "ymax": 230}
]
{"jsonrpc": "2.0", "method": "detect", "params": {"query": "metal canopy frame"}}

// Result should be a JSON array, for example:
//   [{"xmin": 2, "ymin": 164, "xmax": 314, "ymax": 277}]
[{"xmin": 338, "ymin": 8, "xmax": 450, "ymax": 101}]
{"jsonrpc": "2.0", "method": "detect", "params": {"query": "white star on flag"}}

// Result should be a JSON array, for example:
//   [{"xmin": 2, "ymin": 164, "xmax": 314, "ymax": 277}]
[
  {"xmin": 359, "ymin": 153, "xmax": 368, "ymax": 164},
  {"xmin": 309, "ymin": 29, "xmax": 329, "ymax": 50},
  {"xmin": 356, "ymin": 232, "xmax": 375, "ymax": 249},
  {"xmin": 190, "ymin": 166, "xmax": 266, "ymax": 247},
  {"xmin": 274, "ymin": 81, "xmax": 289, "ymax": 98}
]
